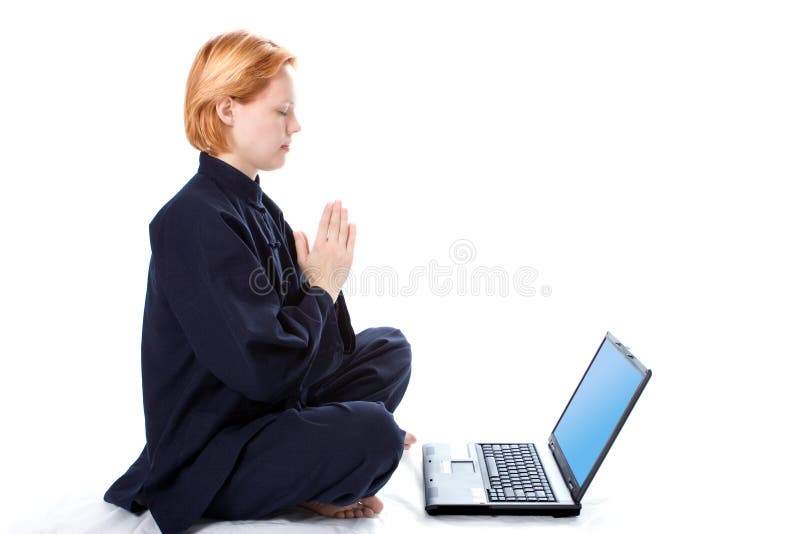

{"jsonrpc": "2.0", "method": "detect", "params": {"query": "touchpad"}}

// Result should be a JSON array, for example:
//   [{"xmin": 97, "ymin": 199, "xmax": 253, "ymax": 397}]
[{"xmin": 450, "ymin": 460, "xmax": 475, "ymax": 473}]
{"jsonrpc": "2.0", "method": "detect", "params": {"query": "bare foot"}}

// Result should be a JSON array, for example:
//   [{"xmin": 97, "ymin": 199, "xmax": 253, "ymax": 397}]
[
  {"xmin": 300, "ymin": 495, "xmax": 384, "ymax": 519},
  {"xmin": 404, "ymin": 431, "xmax": 417, "ymax": 450}
]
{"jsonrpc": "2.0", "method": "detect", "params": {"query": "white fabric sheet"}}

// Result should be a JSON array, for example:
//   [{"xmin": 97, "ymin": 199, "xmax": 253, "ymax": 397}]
[{"xmin": 10, "ymin": 444, "xmax": 662, "ymax": 534}]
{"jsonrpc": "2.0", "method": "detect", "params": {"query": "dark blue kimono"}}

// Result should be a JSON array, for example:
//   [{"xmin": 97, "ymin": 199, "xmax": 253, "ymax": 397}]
[{"xmin": 104, "ymin": 152, "xmax": 412, "ymax": 534}]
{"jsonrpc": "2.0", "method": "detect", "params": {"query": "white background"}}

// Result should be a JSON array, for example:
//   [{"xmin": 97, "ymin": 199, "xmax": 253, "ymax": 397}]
[{"xmin": 1, "ymin": 1, "xmax": 798, "ymax": 532}]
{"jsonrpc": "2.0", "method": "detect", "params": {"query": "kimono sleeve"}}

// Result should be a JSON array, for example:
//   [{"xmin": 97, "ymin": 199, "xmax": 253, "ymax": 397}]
[
  {"xmin": 150, "ymin": 199, "xmax": 345, "ymax": 405},
  {"xmin": 332, "ymin": 291, "xmax": 356, "ymax": 354}
]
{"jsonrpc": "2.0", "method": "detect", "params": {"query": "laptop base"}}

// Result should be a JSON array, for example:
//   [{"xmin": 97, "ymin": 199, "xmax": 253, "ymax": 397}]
[{"xmin": 425, "ymin": 504, "xmax": 581, "ymax": 517}]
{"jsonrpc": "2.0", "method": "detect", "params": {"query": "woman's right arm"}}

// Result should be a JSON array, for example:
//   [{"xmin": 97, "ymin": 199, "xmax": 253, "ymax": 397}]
[{"xmin": 149, "ymin": 198, "xmax": 347, "ymax": 406}]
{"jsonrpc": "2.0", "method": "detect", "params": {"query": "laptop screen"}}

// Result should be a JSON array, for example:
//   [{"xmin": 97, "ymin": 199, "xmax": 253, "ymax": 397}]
[{"xmin": 553, "ymin": 336, "xmax": 647, "ymax": 487}]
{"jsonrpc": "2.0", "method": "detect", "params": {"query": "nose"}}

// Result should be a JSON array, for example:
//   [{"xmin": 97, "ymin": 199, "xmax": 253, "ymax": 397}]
[{"xmin": 287, "ymin": 113, "xmax": 301, "ymax": 135}]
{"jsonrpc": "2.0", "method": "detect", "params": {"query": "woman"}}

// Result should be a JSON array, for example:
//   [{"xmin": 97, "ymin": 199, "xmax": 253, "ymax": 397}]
[{"xmin": 103, "ymin": 30, "xmax": 415, "ymax": 534}]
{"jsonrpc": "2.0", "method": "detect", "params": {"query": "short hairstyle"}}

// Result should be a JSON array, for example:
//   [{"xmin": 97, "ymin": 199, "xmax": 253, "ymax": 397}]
[{"xmin": 184, "ymin": 30, "xmax": 297, "ymax": 156}]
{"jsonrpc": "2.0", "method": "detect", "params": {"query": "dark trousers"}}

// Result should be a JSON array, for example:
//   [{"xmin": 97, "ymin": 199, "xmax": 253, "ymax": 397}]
[{"xmin": 203, "ymin": 326, "xmax": 412, "ymax": 520}]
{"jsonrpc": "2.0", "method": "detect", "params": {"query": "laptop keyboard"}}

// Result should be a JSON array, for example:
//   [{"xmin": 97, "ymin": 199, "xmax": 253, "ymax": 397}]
[{"xmin": 479, "ymin": 443, "xmax": 556, "ymax": 502}]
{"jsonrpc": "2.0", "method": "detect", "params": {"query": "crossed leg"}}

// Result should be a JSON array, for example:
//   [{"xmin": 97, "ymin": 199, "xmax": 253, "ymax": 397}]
[
  {"xmin": 300, "ymin": 327, "xmax": 414, "ymax": 519},
  {"xmin": 300, "ymin": 432, "xmax": 417, "ymax": 519},
  {"xmin": 203, "ymin": 327, "xmax": 413, "ymax": 521}
]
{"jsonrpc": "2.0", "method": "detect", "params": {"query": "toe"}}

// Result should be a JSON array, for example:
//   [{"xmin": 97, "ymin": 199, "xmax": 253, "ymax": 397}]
[{"xmin": 361, "ymin": 495, "xmax": 384, "ymax": 514}]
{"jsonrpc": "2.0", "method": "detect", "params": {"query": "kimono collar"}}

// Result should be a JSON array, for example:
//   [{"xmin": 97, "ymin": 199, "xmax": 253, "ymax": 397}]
[{"xmin": 198, "ymin": 151, "xmax": 264, "ymax": 208}]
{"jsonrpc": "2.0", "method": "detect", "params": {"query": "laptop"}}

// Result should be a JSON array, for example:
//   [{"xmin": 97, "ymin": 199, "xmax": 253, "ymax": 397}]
[{"xmin": 423, "ymin": 331, "xmax": 651, "ymax": 517}]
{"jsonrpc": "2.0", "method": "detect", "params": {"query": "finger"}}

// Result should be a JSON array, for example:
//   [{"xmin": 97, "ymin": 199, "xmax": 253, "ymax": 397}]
[
  {"xmin": 315, "ymin": 202, "xmax": 333, "ymax": 247},
  {"xmin": 329, "ymin": 200, "xmax": 341, "ymax": 242},
  {"xmin": 293, "ymin": 231, "xmax": 307, "ymax": 264},
  {"xmin": 301, "ymin": 231, "xmax": 310, "ymax": 258},
  {"xmin": 339, "ymin": 207, "xmax": 349, "ymax": 246},
  {"xmin": 346, "ymin": 223, "xmax": 356, "ymax": 256}
]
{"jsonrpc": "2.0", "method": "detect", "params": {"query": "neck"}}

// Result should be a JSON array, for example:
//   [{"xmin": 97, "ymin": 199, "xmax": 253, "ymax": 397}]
[{"xmin": 214, "ymin": 152, "xmax": 258, "ymax": 181}]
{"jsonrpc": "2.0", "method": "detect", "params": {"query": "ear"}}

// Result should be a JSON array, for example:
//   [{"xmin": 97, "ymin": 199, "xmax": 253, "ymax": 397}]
[{"xmin": 215, "ymin": 96, "xmax": 235, "ymax": 126}]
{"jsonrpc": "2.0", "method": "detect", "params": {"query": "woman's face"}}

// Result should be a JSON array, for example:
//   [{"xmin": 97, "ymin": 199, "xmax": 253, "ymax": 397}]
[{"xmin": 223, "ymin": 63, "xmax": 301, "ymax": 175}]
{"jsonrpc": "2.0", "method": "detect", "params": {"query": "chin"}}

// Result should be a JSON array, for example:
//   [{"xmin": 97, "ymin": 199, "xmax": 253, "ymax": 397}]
[{"xmin": 258, "ymin": 160, "xmax": 284, "ymax": 172}]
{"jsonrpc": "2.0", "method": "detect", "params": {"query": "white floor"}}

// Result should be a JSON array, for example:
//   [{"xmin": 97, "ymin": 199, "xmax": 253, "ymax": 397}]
[{"xmin": 9, "ymin": 444, "xmax": 655, "ymax": 534}]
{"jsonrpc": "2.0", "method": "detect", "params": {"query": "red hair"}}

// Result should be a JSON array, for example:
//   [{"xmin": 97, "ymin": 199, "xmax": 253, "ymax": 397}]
[{"xmin": 184, "ymin": 30, "xmax": 297, "ymax": 155}]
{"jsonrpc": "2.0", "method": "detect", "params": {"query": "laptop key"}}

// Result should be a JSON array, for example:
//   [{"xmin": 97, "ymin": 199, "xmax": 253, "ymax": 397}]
[
  {"xmin": 504, "ymin": 487, "xmax": 515, "ymax": 498},
  {"xmin": 486, "ymin": 456, "xmax": 499, "ymax": 478}
]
